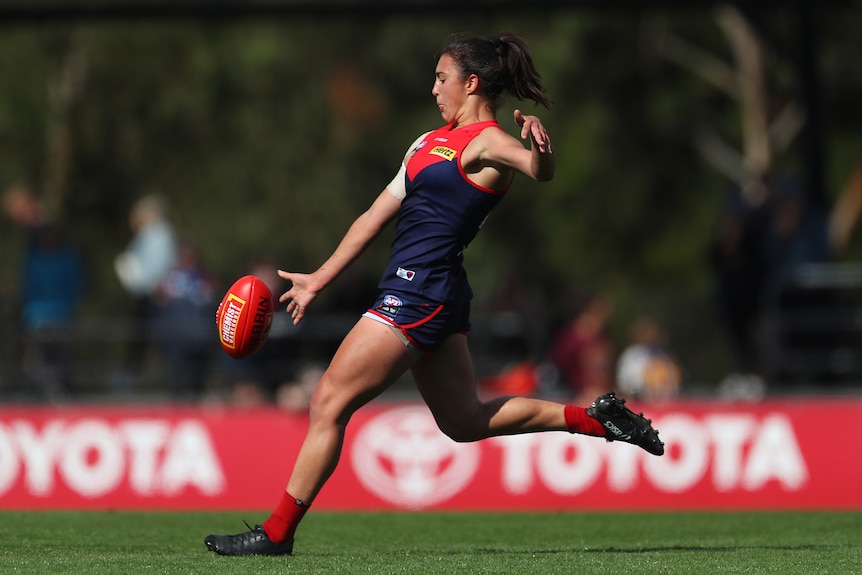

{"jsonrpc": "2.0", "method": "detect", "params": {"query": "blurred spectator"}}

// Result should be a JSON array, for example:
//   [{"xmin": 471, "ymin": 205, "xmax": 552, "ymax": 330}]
[
  {"xmin": 757, "ymin": 177, "xmax": 834, "ymax": 389},
  {"xmin": 711, "ymin": 177, "xmax": 835, "ymax": 392},
  {"xmin": 153, "ymin": 240, "xmax": 219, "ymax": 402},
  {"xmin": 3, "ymin": 184, "xmax": 83, "ymax": 401},
  {"xmin": 115, "ymin": 193, "xmax": 178, "ymax": 298},
  {"xmin": 112, "ymin": 193, "xmax": 178, "ymax": 390},
  {"xmin": 3, "ymin": 183, "xmax": 46, "ymax": 228},
  {"xmin": 616, "ymin": 316, "xmax": 681, "ymax": 401},
  {"xmin": 761, "ymin": 176, "xmax": 833, "ymax": 306},
  {"xmin": 709, "ymin": 191, "xmax": 769, "ymax": 383},
  {"xmin": 549, "ymin": 294, "xmax": 615, "ymax": 401}
]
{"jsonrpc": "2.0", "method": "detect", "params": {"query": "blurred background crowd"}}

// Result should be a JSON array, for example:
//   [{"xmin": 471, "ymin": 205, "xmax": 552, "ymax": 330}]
[{"xmin": 2, "ymin": 1, "xmax": 862, "ymax": 407}]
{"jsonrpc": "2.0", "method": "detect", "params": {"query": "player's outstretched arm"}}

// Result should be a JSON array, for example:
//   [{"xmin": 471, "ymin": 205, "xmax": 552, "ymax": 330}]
[
  {"xmin": 479, "ymin": 110, "xmax": 554, "ymax": 183},
  {"xmin": 513, "ymin": 109, "xmax": 554, "ymax": 181},
  {"xmin": 278, "ymin": 189, "xmax": 401, "ymax": 325}
]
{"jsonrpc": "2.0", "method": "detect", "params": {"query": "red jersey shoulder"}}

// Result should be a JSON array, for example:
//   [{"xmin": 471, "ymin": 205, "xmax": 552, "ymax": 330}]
[
  {"xmin": 406, "ymin": 127, "xmax": 453, "ymax": 177},
  {"xmin": 406, "ymin": 122, "xmax": 499, "ymax": 179}
]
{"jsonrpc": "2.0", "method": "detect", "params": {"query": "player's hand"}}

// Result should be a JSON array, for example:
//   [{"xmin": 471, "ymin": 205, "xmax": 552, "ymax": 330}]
[
  {"xmin": 277, "ymin": 269, "xmax": 319, "ymax": 325},
  {"xmin": 514, "ymin": 109, "xmax": 552, "ymax": 154}
]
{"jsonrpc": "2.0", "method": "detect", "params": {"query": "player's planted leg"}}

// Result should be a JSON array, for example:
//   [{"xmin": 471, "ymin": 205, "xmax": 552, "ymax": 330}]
[{"xmin": 204, "ymin": 523, "xmax": 294, "ymax": 556}]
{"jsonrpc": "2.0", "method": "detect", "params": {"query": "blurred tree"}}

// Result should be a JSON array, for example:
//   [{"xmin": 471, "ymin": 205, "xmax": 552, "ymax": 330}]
[{"xmin": 0, "ymin": 5, "xmax": 860, "ymax": 391}]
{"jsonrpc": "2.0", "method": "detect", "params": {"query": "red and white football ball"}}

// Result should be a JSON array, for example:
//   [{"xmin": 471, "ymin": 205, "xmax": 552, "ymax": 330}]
[{"xmin": 216, "ymin": 275, "xmax": 274, "ymax": 359}]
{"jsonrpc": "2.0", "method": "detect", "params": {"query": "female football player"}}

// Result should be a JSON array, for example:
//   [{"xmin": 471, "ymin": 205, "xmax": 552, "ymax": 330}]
[{"xmin": 205, "ymin": 32, "xmax": 663, "ymax": 556}]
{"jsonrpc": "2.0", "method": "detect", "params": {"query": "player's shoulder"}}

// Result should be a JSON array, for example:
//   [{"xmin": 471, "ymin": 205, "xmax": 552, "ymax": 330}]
[
  {"xmin": 475, "ymin": 122, "xmax": 516, "ymax": 144},
  {"xmin": 401, "ymin": 130, "xmax": 433, "ymax": 162},
  {"xmin": 470, "ymin": 122, "xmax": 521, "ymax": 160}
]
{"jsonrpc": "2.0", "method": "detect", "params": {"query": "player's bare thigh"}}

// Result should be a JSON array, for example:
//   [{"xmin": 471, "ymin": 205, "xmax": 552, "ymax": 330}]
[
  {"xmin": 412, "ymin": 334, "xmax": 482, "ymax": 427},
  {"xmin": 312, "ymin": 316, "xmax": 420, "ymax": 423},
  {"xmin": 413, "ymin": 334, "xmax": 564, "ymax": 440}
]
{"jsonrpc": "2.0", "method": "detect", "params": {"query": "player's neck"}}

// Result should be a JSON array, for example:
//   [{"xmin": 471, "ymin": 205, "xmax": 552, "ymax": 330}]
[{"xmin": 452, "ymin": 111, "xmax": 496, "ymax": 128}]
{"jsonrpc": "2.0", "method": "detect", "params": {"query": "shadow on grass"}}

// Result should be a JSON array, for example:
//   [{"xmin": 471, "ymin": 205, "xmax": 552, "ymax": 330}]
[
  {"xmin": 582, "ymin": 544, "xmax": 847, "ymax": 553},
  {"xmin": 299, "ymin": 544, "xmax": 846, "ymax": 558},
  {"xmin": 452, "ymin": 543, "xmax": 852, "ymax": 555}
]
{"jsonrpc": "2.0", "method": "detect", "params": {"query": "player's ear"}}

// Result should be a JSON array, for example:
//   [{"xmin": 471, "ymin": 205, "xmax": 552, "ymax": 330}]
[{"xmin": 465, "ymin": 74, "xmax": 479, "ymax": 95}]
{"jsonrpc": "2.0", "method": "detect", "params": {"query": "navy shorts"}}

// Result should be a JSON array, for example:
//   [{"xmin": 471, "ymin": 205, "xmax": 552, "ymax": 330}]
[{"xmin": 363, "ymin": 290, "xmax": 471, "ymax": 354}]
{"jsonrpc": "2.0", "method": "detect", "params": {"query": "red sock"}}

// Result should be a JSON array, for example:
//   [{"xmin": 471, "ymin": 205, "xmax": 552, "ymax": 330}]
[
  {"xmin": 262, "ymin": 491, "xmax": 309, "ymax": 543},
  {"xmin": 564, "ymin": 405, "xmax": 606, "ymax": 437}
]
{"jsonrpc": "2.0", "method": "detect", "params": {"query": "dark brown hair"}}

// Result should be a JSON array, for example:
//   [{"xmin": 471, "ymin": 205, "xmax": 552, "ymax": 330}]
[{"xmin": 439, "ymin": 32, "xmax": 551, "ymax": 112}]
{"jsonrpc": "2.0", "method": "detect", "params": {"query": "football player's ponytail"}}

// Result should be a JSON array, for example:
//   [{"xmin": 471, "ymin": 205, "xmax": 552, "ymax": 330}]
[{"xmin": 439, "ymin": 32, "xmax": 551, "ymax": 113}]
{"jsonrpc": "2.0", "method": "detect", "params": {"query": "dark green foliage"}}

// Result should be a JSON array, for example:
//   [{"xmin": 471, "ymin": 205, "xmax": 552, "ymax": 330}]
[{"xmin": 1, "ymin": 7, "xmax": 861, "ymax": 386}]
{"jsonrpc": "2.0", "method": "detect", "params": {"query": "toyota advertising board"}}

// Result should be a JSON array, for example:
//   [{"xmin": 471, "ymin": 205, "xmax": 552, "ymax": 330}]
[{"xmin": 1, "ymin": 399, "xmax": 860, "ymax": 511}]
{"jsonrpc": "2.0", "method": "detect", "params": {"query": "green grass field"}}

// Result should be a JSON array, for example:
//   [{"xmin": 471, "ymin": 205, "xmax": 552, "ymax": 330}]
[{"xmin": 1, "ymin": 510, "xmax": 860, "ymax": 574}]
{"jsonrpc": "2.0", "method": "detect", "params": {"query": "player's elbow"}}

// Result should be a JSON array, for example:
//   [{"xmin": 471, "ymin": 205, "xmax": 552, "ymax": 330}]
[{"xmin": 532, "ymin": 160, "xmax": 555, "ymax": 182}]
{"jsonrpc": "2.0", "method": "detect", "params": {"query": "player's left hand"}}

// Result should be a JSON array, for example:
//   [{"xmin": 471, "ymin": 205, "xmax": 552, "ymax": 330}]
[{"xmin": 514, "ymin": 109, "xmax": 552, "ymax": 154}]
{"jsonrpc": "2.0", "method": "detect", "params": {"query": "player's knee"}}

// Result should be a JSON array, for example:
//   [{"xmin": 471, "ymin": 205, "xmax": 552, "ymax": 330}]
[
  {"xmin": 307, "ymin": 376, "xmax": 350, "ymax": 427},
  {"xmin": 435, "ymin": 416, "xmax": 486, "ymax": 443}
]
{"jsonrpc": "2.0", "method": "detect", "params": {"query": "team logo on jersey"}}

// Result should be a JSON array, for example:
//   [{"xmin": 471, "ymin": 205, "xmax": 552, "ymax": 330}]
[
  {"xmin": 429, "ymin": 146, "xmax": 456, "ymax": 161},
  {"xmin": 410, "ymin": 141, "xmax": 428, "ymax": 161},
  {"xmin": 396, "ymin": 267, "xmax": 415, "ymax": 281},
  {"xmin": 379, "ymin": 294, "xmax": 402, "ymax": 315}
]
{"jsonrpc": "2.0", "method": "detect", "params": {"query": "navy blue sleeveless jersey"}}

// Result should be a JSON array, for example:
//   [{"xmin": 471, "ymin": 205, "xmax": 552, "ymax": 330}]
[{"xmin": 378, "ymin": 120, "xmax": 508, "ymax": 304}]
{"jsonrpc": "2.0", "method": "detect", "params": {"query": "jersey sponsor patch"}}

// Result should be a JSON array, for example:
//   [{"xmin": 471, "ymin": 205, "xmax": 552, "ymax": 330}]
[
  {"xmin": 429, "ymin": 146, "xmax": 456, "ymax": 161},
  {"xmin": 396, "ymin": 267, "xmax": 415, "ymax": 281}
]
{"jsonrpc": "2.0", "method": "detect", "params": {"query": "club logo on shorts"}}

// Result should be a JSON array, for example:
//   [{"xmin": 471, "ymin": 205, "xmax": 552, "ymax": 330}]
[
  {"xmin": 380, "ymin": 294, "xmax": 402, "ymax": 315},
  {"xmin": 396, "ymin": 267, "xmax": 415, "ymax": 281}
]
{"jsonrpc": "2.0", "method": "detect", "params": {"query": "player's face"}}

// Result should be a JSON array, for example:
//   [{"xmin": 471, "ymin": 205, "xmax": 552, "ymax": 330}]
[{"xmin": 432, "ymin": 54, "xmax": 468, "ymax": 124}]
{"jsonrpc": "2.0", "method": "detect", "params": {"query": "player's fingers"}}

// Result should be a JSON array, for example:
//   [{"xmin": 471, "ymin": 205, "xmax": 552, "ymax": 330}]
[
  {"xmin": 538, "ymin": 132, "xmax": 552, "ymax": 153},
  {"xmin": 277, "ymin": 269, "xmax": 291, "ymax": 280},
  {"xmin": 277, "ymin": 270, "xmax": 305, "ymax": 304},
  {"xmin": 278, "ymin": 288, "xmax": 295, "ymax": 304},
  {"xmin": 528, "ymin": 126, "xmax": 544, "ymax": 150},
  {"xmin": 291, "ymin": 303, "xmax": 305, "ymax": 325},
  {"xmin": 514, "ymin": 109, "xmax": 524, "ymax": 126},
  {"xmin": 529, "ymin": 122, "xmax": 552, "ymax": 152}
]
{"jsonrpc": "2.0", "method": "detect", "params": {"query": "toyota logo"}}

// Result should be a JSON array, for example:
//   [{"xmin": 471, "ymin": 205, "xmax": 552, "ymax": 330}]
[{"xmin": 351, "ymin": 406, "xmax": 480, "ymax": 508}]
